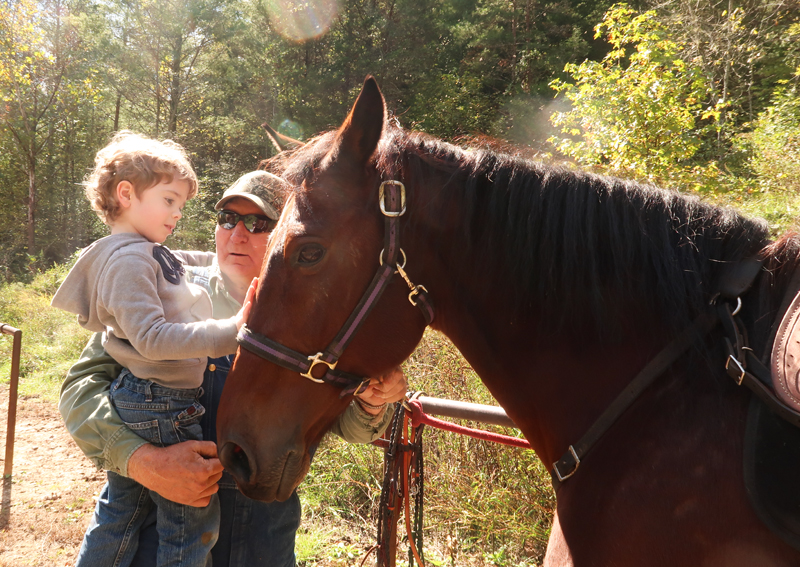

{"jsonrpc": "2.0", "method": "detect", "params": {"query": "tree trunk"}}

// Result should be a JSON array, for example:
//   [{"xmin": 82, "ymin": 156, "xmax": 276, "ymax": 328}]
[
  {"xmin": 26, "ymin": 158, "xmax": 36, "ymax": 253},
  {"xmin": 168, "ymin": 35, "xmax": 183, "ymax": 134},
  {"xmin": 114, "ymin": 91, "xmax": 122, "ymax": 131}
]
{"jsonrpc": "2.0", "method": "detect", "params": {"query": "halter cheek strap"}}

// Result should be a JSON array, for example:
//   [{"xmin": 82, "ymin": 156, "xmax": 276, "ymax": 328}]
[{"xmin": 236, "ymin": 180, "xmax": 434, "ymax": 398}]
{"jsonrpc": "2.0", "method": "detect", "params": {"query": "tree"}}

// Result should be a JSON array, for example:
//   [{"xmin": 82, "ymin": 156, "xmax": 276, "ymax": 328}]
[
  {"xmin": 549, "ymin": 4, "xmax": 716, "ymax": 183},
  {"xmin": 0, "ymin": 0, "xmax": 97, "ymax": 254},
  {"xmin": 96, "ymin": 0, "xmax": 229, "ymax": 136},
  {"xmin": 647, "ymin": 0, "xmax": 799, "ymax": 146}
]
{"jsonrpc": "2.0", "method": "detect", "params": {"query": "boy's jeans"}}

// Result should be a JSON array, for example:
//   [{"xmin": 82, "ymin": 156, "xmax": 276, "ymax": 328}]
[
  {"xmin": 118, "ymin": 355, "xmax": 299, "ymax": 567},
  {"xmin": 75, "ymin": 370, "xmax": 219, "ymax": 567}
]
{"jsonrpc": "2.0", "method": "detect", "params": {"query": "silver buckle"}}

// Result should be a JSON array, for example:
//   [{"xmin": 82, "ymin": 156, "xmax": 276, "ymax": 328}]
[
  {"xmin": 379, "ymin": 180, "xmax": 406, "ymax": 217},
  {"xmin": 302, "ymin": 353, "xmax": 337, "ymax": 383},
  {"xmin": 552, "ymin": 445, "xmax": 581, "ymax": 482}
]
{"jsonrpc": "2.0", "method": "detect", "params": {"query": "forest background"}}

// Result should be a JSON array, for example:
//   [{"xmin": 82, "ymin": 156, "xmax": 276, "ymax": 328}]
[
  {"xmin": 1, "ymin": 0, "xmax": 799, "ymax": 278},
  {"xmin": 0, "ymin": 0, "xmax": 799, "ymax": 565}
]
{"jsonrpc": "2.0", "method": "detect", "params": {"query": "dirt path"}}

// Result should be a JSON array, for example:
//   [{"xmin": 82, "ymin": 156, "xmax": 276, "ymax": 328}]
[{"xmin": 0, "ymin": 385, "xmax": 105, "ymax": 567}]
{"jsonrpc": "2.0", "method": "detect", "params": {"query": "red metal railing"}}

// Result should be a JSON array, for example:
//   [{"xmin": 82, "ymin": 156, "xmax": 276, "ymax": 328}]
[{"xmin": 373, "ymin": 394, "xmax": 530, "ymax": 567}]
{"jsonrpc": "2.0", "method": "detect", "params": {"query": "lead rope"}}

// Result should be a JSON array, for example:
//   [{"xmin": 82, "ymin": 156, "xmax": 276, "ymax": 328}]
[{"xmin": 376, "ymin": 399, "xmax": 426, "ymax": 567}]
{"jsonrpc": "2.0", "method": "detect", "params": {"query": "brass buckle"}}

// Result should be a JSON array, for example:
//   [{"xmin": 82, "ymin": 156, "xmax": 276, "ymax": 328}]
[
  {"xmin": 379, "ymin": 180, "xmax": 406, "ymax": 217},
  {"xmin": 302, "ymin": 353, "xmax": 337, "ymax": 383},
  {"xmin": 552, "ymin": 445, "xmax": 581, "ymax": 482},
  {"xmin": 408, "ymin": 285, "xmax": 428, "ymax": 306},
  {"xmin": 725, "ymin": 354, "xmax": 746, "ymax": 386}
]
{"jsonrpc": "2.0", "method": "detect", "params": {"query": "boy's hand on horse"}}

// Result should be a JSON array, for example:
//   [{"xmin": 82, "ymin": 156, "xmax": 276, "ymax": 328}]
[
  {"xmin": 128, "ymin": 441, "xmax": 224, "ymax": 507},
  {"xmin": 234, "ymin": 277, "xmax": 259, "ymax": 331}
]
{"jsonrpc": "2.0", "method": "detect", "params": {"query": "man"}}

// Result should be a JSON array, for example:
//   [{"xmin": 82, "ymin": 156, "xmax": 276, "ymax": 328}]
[{"xmin": 60, "ymin": 170, "xmax": 406, "ymax": 566}]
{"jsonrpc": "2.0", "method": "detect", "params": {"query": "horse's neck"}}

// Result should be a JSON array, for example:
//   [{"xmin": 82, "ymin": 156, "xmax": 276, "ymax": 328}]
[{"xmin": 418, "ymin": 240, "xmax": 668, "ymax": 465}]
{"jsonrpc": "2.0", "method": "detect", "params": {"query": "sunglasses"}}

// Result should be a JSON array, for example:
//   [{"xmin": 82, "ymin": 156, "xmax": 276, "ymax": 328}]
[{"xmin": 216, "ymin": 210, "xmax": 277, "ymax": 234}]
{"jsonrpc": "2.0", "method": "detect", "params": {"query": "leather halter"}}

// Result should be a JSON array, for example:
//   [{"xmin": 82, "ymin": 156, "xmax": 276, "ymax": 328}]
[{"xmin": 237, "ymin": 180, "xmax": 435, "ymax": 397}]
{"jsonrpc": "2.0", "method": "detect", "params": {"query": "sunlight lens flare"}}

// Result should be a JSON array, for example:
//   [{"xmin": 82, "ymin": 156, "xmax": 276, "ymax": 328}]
[{"xmin": 265, "ymin": 0, "xmax": 339, "ymax": 42}]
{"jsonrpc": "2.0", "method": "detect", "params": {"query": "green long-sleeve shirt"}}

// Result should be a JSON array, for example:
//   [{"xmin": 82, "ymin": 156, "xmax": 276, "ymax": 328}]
[{"xmin": 59, "ymin": 255, "xmax": 392, "ymax": 477}]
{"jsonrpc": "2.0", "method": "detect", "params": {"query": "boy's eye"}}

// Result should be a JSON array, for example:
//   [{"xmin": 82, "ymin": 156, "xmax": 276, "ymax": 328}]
[{"xmin": 165, "ymin": 198, "xmax": 174, "ymax": 205}]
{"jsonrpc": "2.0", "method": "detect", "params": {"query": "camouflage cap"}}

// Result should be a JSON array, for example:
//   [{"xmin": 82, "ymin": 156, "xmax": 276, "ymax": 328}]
[{"xmin": 214, "ymin": 171, "xmax": 288, "ymax": 220}]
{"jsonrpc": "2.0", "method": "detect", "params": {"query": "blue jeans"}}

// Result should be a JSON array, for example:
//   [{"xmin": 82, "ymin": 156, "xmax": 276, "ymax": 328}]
[
  {"xmin": 78, "ymin": 358, "xmax": 301, "ymax": 567},
  {"xmin": 76, "ymin": 370, "xmax": 220, "ymax": 567}
]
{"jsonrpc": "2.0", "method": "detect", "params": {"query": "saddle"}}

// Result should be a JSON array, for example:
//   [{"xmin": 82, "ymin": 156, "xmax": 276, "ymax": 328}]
[
  {"xmin": 730, "ymin": 264, "xmax": 800, "ymax": 551},
  {"xmin": 771, "ymin": 288, "xmax": 800, "ymax": 413}
]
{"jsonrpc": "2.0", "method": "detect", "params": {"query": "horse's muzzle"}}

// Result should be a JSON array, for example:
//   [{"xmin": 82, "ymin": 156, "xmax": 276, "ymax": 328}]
[
  {"xmin": 219, "ymin": 440, "xmax": 308, "ymax": 502},
  {"xmin": 219, "ymin": 441, "xmax": 254, "ymax": 486}
]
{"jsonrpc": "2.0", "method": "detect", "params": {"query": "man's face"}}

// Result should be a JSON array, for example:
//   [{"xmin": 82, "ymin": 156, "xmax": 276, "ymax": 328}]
[{"xmin": 215, "ymin": 197, "xmax": 272, "ymax": 285}]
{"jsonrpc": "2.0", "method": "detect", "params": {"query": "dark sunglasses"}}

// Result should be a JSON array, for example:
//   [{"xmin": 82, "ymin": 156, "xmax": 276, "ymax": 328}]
[{"xmin": 216, "ymin": 210, "xmax": 277, "ymax": 234}]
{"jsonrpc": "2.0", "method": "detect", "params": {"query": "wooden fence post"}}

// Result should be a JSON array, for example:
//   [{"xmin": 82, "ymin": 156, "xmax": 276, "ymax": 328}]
[{"xmin": 1, "ymin": 324, "xmax": 22, "ymax": 477}]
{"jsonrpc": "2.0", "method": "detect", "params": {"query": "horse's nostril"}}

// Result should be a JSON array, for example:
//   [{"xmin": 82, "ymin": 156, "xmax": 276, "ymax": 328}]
[{"xmin": 220, "ymin": 442, "xmax": 253, "ymax": 484}]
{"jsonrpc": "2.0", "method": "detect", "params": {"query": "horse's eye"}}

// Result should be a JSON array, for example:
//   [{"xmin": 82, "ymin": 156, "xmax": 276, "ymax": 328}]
[{"xmin": 297, "ymin": 244, "xmax": 325, "ymax": 265}]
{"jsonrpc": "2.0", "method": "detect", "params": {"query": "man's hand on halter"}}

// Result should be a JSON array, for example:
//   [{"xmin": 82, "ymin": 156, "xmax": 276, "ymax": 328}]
[{"xmin": 356, "ymin": 367, "xmax": 407, "ymax": 415}]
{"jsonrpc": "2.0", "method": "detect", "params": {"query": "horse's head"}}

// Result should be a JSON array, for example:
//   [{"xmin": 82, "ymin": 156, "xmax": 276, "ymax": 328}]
[{"xmin": 217, "ymin": 77, "xmax": 430, "ymax": 501}]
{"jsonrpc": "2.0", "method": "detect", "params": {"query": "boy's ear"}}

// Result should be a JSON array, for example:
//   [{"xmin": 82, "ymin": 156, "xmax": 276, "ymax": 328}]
[{"xmin": 116, "ymin": 181, "xmax": 134, "ymax": 208}]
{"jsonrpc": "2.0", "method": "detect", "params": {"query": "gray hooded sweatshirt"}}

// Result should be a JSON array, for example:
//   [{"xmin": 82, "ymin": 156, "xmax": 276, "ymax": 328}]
[{"xmin": 52, "ymin": 233, "xmax": 238, "ymax": 389}]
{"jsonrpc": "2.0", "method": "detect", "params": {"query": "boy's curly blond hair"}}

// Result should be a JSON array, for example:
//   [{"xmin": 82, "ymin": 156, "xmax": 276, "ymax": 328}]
[{"xmin": 84, "ymin": 131, "xmax": 199, "ymax": 224}]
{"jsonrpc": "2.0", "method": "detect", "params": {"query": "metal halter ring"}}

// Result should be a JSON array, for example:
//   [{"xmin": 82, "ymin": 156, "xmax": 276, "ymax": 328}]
[
  {"xmin": 301, "ymin": 353, "xmax": 338, "ymax": 383},
  {"xmin": 379, "ymin": 180, "xmax": 407, "ymax": 217},
  {"xmin": 379, "ymin": 248, "xmax": 407, "ymax": 271}
]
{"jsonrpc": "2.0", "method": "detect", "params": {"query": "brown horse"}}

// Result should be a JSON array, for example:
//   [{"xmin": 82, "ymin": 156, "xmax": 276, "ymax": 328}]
[{"xmin": 217, "ymin": 77, "xmax": 800, "ymax": 566}]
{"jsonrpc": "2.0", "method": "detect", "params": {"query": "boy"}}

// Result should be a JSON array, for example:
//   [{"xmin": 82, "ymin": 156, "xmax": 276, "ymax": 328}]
[{"xmin": 53, "ymin": 131, "xmax": 252, "ymax": 567}]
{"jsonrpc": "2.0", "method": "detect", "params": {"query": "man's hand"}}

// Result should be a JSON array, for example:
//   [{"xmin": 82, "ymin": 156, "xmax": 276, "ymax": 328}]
[
  {"xmin": 356, "ymin": 367, "xmax": 407, "ymax": 415},
  {"xmin": 127, "ymin": 441, "xmax": 224, "ymax": 507}
]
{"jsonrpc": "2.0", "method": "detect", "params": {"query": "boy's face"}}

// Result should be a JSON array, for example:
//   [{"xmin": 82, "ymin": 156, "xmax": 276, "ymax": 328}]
[{"xmin": 117, "ymin": 178, "xmax": 190, "ymax": 243}]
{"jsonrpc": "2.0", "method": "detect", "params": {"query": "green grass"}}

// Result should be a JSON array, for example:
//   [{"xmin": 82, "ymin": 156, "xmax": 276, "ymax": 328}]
[
  {"xmin": 0, "ymin": 263, "xmax": 91, "ymax": 402},
  {"xmin": 711, "ymin": 189, "xmax": 800, "ymax": 236}
]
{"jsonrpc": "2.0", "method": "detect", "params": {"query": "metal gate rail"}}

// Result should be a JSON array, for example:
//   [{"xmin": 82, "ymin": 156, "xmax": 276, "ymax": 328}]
[{"xmin": 374, "ymin": 394, "xmax": 527, "ymax": 567}]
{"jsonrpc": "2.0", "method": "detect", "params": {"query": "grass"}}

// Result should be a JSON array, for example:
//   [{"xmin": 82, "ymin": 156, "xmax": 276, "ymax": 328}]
[{"xmin": 0, "ymin": 263, "xmax": 91, "ymax": 402}]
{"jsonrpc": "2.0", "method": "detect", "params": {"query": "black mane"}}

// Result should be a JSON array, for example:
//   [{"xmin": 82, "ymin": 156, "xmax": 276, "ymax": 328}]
[{"xmin": 271, "ymin": 125, "xmax": 773, "ymax": 335}]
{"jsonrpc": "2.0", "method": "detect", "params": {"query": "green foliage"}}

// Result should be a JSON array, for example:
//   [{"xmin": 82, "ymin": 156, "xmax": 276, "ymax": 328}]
[
  {"xmin": 0, "ymin": 262, "xmax": 91, "ymax": 402},
  {"xmin": 549, "ymin": 4, "xmax": 719, "ymax": 184},
  {"xmin": 748, "ymin": 83, "xmax": 800, "ymax": 192}
]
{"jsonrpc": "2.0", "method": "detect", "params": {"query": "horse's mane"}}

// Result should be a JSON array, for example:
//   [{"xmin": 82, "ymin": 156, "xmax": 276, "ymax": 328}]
[{"xmin": 268, "ymin": 125, "xmax": 787, "ymax": 335}]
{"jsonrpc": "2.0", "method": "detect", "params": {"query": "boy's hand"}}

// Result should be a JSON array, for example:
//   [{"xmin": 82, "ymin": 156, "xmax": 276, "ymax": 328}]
[
  {"xmin": 128, "ymin": 441, "xmax": 224, "ymax": 507},
  {"xmin": 234, "ymin": 277, "xmax": 258, "ymax": 330}
]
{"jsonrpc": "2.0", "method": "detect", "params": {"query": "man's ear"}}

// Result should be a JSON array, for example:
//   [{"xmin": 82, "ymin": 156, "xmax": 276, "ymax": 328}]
[{"xmin": 116, "ymin": 180, "xmax": 134, "ymax": 209}]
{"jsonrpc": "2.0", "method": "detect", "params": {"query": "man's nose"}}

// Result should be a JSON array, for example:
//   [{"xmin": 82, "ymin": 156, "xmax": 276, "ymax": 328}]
[{"xmin": 230, "ymin": 221, "xmax": 250, "ymax": 242}]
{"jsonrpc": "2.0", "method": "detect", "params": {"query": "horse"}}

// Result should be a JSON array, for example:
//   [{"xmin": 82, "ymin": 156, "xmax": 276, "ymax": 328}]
[{"xmin": 217, "ymin": 76, "xmax": 800, "ymax": 566}]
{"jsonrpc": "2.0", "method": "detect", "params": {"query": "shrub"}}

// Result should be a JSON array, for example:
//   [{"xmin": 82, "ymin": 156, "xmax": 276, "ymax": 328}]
[
  {"xmin": 748, "ymin": 83, "xmax": 800, "ymax": 192},
  {"xmin": 549, "ymin": 4, "xmax": 719, "ymax": 186}
]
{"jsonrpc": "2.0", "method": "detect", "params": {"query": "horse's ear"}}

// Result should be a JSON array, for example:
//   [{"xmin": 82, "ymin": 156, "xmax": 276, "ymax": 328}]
[
  {"xmin": 332, "ymin": 76, "xmax": 386, "ymax": 166},
  {"xmin": 261, "ymin": 123, "xmax": 303, "ymax": 152}
]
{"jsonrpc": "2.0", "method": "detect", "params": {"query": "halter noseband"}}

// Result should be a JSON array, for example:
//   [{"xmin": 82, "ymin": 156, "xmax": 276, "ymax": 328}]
[{"xmin": 237, "ymin": 180, "xmax": 435, "ymax": 397}]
